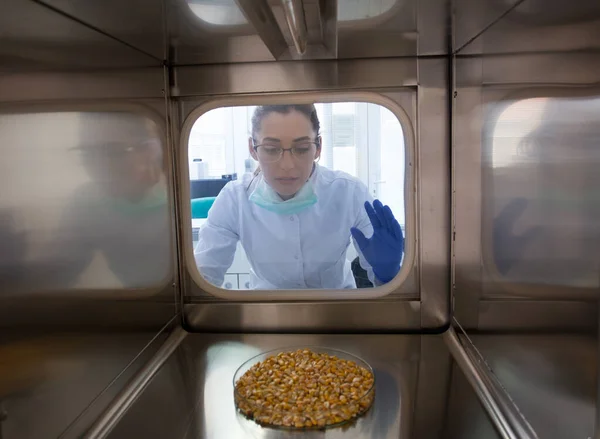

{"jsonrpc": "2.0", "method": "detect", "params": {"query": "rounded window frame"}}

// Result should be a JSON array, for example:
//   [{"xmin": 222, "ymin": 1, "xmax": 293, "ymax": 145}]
[{"xmin": 181, "ymin": 91, "xmax": 416, "ymax": 300}]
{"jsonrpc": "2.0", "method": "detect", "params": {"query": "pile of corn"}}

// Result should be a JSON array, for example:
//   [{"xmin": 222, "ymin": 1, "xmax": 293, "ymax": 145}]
[{"xmin": 234, "ymin": 349, "xmax": 374, "ymax": 428}]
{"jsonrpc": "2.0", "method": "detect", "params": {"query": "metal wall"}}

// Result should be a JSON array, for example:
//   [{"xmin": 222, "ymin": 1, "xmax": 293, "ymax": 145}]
[
  {"xmin": 0, "ymin": 0, "xmax": 177, "ymax": 330},
  {"xmin": 0, "ymin": 0, "xmax": 451, "ymax": 332},
  {"xmin": 102, "ymin": 334, "xmax": 453, "ymax": 439},
  {"xmin": 0, "ymin": 2, "xmax": 176, "ymax": 438},
  {"xmin": 174, "ymin": 61, "xmax": 450, "ymax": 331},
  {"xmin": 451, "ymin": 2, "xmax": 600, "ymax": 437},
  {"xmin": 452, "ymin": 0, "xmax": 600, "ymax": 331},
  {"xmin": 171, "ymin": 0, "xmax": 451, "ymax": 332},
  {"xmin": 2, "ymin": 1, "xmax": 599, "ymax": 438}
]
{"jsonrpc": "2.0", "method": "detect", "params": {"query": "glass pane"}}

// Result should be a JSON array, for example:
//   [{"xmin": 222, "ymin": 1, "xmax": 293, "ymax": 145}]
[
  {"xmin": 0, "ymin": 111, "xmax": 171, "ymax": 293},
  {"xmin": 485, "ymin": 96, "xmax": 600, "ymax": 289},
  {"xmin": 189, "ymin": 102, "xmax": 407, "ymax": 291}
]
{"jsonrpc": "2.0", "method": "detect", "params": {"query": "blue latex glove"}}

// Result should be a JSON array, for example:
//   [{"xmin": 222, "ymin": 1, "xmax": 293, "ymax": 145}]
[
  {"xmin": 350, "ymin": 200, "xmax": 404, "ymax": 283},
  {"xmin": 493, "ymin": 197, "xmax": 541, "ymax": 275}
]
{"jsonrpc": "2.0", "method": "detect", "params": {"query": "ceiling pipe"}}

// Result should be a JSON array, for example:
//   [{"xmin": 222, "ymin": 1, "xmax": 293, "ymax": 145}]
[
  {"xmin": 235, "ymin": 0, "xmax": 289, "ymax": 59},
  {"xmin": 281, "ymin": 0, "xmax": 309, "ymax": 55}
]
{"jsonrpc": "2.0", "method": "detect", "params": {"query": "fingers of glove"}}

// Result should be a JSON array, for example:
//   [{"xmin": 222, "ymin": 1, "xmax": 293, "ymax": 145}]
[
  {"xmin": 351, "ymin": 227, "xmax": 369, "ymax": 251},
  {"xmin": 381, "ymin": 204, "xmax": 403, "ymax": 242},
  {"xmin": 372, "ymin": 200, "xmax": 388, "ymax": 230},
  {"xmin": 382, "ymin": 204, "xmax": 396, "ymax": 233},
  {"xmin": 364, "ymin": 201, "xmax": 381, "ymax": 230}
]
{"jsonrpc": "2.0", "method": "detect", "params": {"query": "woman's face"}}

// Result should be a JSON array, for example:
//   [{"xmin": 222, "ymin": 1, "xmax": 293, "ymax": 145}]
[
  {"xmin": 83, "ymin": 139, "xmax": 163, "ymax": 201},
  {"xmin": 80, "ymin": 115, "xmax": 163, "ymax": 201},
  {"xmin": 249, "ymin": 110, "xmax": 320, "ymax": 198}
]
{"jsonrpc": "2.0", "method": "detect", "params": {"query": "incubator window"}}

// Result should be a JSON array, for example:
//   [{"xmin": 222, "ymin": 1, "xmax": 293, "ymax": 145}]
[
  {"xmin": 0, "ymin": 111, "xmax": 170, "ymax": 294},
  {"xmin": 484, "ymin": 95, "xmax": 600, "ymax": 290},
  {"xmin": 187, "ymin": 101, "xmax": 408, "ymax": 294}
]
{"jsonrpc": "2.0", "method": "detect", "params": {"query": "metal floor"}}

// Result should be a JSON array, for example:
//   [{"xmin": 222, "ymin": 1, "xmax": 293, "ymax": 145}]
[
  {"xmin": 88, "ymin": 332, "xmax": 597, "ymax": 439},
  {"xmin": 0, "ymin": 331, "xmax": 168, "ymax": 439}
]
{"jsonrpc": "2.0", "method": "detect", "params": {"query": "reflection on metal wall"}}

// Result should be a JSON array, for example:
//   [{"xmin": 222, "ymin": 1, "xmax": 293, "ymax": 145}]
[
  {"xmin": 0, "ymin": 111, "xmax": 172, "ymax": 295},
  {"xmin": 455, "ymin": 0, "xmax": 600, "ymax": 54},
  {"xmin": 484, "ymin": 95, "xmax": 600, "ymax": 292},
  {"xmin": 453, "ymin": 0, "xmax": 600, "ymax": 328},
  {"xmin": 0, "ymin": 0, "xmax": 160, "ymax": 70}
]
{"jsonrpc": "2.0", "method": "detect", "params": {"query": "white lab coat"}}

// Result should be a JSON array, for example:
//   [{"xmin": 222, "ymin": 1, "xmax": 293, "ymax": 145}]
[{"xmin": 194, "ymin": 165, "xmax": 377, "ymax": 289}]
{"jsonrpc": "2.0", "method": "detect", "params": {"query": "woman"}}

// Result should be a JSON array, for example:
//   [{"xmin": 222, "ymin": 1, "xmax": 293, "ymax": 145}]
[{"xmin": 195, "ymin": 104, "xmax": 404, "ymax": 290}]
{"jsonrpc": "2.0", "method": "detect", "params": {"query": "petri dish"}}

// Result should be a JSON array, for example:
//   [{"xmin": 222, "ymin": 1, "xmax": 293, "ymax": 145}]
[{"xmin": 233, "ymin": 346, "xmax": 375, "ymax": 430}]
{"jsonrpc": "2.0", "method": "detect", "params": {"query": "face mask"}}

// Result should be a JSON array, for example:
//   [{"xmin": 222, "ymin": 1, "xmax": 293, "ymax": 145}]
[
  {"xmin": 249, "ymin": 176, "xmax": 317, "ymax": 215},
  {"xmin": 108, "ymin": 180, "xmax": 168, "ymax": 215}
]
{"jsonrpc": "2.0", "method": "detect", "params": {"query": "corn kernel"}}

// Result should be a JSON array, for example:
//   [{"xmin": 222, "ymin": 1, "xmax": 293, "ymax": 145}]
[{"xmin": 235, "ymin": 348, "xmax": 374, "ymax": 428}]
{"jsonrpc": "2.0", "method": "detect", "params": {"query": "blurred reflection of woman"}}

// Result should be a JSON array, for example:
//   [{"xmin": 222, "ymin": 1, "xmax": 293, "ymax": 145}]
[
  {"xmin": 493, "ymin": 98, "xmax": 600, "ymax": 288},
  {"xmin": 195, "ymin": 104, "xmax": 404, "ymax": 290},
  {"xmin": 39, "ymin": 113, "xmax": 170, "ymax": 289}
]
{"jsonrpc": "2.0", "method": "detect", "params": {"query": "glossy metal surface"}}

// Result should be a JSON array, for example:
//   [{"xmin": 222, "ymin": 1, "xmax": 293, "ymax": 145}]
[
  {"xmin": 274, "ymin": 0, "xmax": 338, "ymax": 60},
  {"xmin": 0, "ymin": 300, "xmax": 176, "ymax": 331},
  {"xmin": 0, "ymin": 326, "xmax": 171, "ymax": 439},
  {"xmin": 35, "ymin": 0, "xmax": 165, "ymax": 59},
  {"xmin": 234, "ymin": 0, "xmax": 289, "ymax": 59},
  {"xmin": 445, "ymin": 325, "xmax": 538, "ymax": 439},
  {"xmin": 174, "ymin": 81, "xmax": 449, "ymax": 331},
  {"xmin": 0, "ymin": 99, "xmax": 177, "ymax": 327},
  {"xmin": 443, "ymin": 361, "xmax": 503, "ymax": 439},
  {"xmin": 281, "ymin": 0, "xmax": 309, "ymax": 55},
  {"xmin": 85, "ymin": 326, "xmax": 188, "ymax": 439},
  {"xmin": 482, "ymin": 93, "xmax": 600, "ymax": 296},
  {"xmin": 0, "ymin": 69, "xmax": 165, "ymax": 103},
  {"xmin": 93, "ymin": 332, "xmax": 544, "ymax": 439},
  {"xmin": 165, "ymin": 0, "xmax": 274, "ymax": 65},
  {"xmin": 454, "ymin": 74, "xmax": 600, "ymax": 326},
  {"xmin": 174, "ymin": 58, "xmax": 418, "ymax": 97},
  {"xmin": 174, "ymin": 58, "xmax": 448, "ymax": 330},
  {"xmin": 417, "ymin": 57, "xmax": 451, "ymax": 328},
  {"xmin": 164, "ymin": 0, "xmax": 447, "ymax": 64},
  {"xmin": 0, "ymin": 0, "xmax": 159, "ymax": 70},
  {"xmin": 104, "ymin": 334, "xmax": 449, "ymax": 439},
  {"xmin": 411, "ymin": 335, "xmax": 452, "ymax": 439},
  {"xmin": 417, "ymin": 0, "xmax": 450, "ymax": 56},
  {"xmin": 336, "ymin": 0, "xmax": 417, "ymax": 58},
  {"xmin": 455, "ymin": 0, "xmax": 600, "ymax": 55},
  {"xmin": 477, "ymin": 300, "xmax": 597, "ymax": 332},
  {"xmin": 453, "ymin": 0, "xmax": 600, "ymax": 328},
  {"xmin": 0, "ymin": 109, "xmax": 174, "ymax": 297},
  {"xmin": 184, "ymin": 302, "xmax": 421, "ymax": 332},
  {"xmin": 469, "ymin": 333, "xmax": 597, "ymax": 439},
  {"xmin": 453, "ymin": 0, "xmax": 522, "ymax": 52},
  {"xmin": 445, "ymin": 331, "xmax": 528, "ymax": 439}
]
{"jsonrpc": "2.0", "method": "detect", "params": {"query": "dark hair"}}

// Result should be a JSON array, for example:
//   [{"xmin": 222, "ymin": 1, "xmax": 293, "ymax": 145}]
[{"xmin": 251, "ymin": 104, "xmax": 321, "ymax": 141}]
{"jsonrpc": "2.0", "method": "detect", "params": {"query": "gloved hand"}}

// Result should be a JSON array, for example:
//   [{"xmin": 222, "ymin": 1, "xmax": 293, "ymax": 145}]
[
  {"xmin": 351, "ymin": 200, "xmax": 404, "ymax": 283},
  {"xmin": 493, "ymin": 197, "xmax": 541, "ymax": 275}
]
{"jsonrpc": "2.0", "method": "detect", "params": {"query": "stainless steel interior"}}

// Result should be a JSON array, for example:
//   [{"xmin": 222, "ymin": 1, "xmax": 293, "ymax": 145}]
[{"xmin": 0, "ymin": 0, "xmax": 598, "ymax": 438}]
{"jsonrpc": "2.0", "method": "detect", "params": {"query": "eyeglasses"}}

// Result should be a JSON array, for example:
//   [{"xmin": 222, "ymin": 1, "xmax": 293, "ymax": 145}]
[
  {"xmin": 74, "ymin": 139, "xmax": 161, "ymax": 154},
  {"xmin": 253, "ymin": 141, "xmax": 319, "ymax": 163}
]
